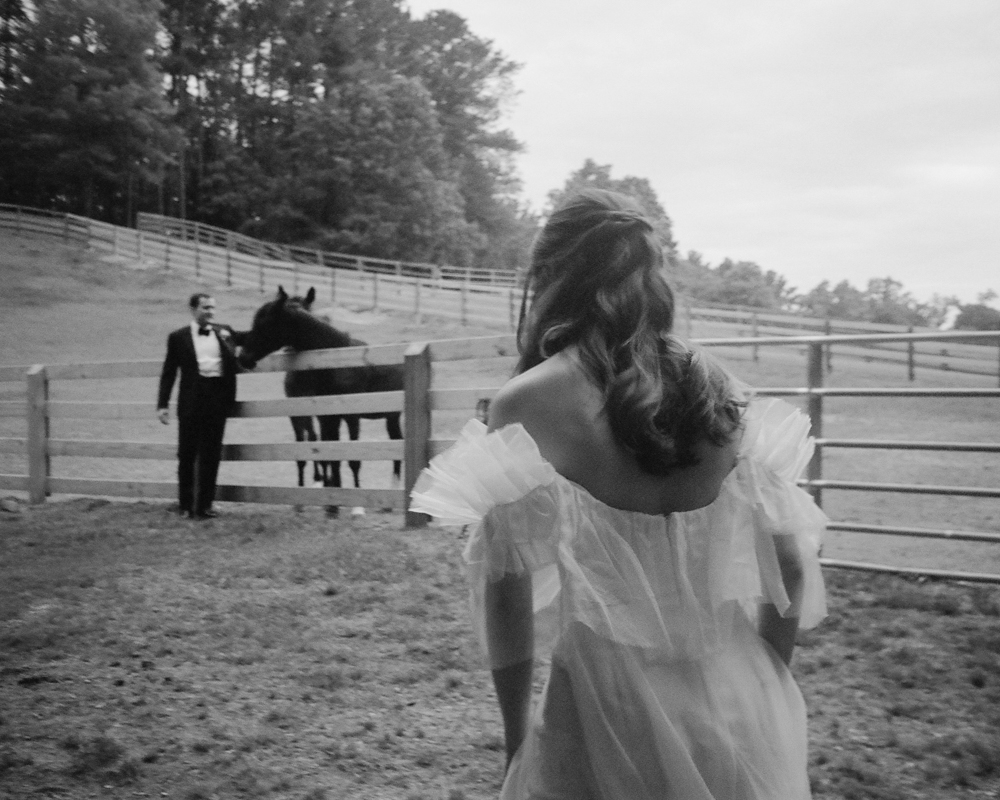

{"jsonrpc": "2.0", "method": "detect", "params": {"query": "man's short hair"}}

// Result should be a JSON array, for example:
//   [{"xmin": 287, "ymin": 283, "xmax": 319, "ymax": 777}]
[{"xmin": 189, "ymin": 292, "xmax": 212, "ymax": 309}]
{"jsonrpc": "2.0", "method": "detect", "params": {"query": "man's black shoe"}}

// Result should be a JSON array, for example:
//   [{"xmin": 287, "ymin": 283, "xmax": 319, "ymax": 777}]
[{"xmin": 193, "ymin": 509, "xmax": 219, "ymax": 520}]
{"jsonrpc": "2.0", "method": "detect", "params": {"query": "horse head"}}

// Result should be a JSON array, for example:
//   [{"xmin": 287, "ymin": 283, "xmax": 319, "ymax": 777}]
[
  {"xmin": 286, "ymin": 286, "xmax": 316, "ymax": 313},
  {"xmin": 240, "ymin": 286, "xmax": 355, "ymax": 369},
  {"xmin": 239, "ymin": 286, "xmax": 301, "ymax": 368}
]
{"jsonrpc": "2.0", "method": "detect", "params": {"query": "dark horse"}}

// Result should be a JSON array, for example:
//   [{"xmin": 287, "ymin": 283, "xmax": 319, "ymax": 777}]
[{"xmin": 239, "ymin": 286, "xmax": 403, "ymax": 515}]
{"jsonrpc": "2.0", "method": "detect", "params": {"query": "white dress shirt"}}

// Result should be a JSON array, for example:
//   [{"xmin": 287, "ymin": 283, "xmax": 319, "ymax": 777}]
[{"xmin": 190, "ymin": 322, "xmax": 223, "ymax": 377}]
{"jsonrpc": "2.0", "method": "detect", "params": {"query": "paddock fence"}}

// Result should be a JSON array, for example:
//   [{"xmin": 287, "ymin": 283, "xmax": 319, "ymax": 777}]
[
  {"xmin": 0, "ymin": 204, "xmax": 525, "ymax": 329},
  {"xmin": 4, "ymin": 204, "xmax": 998, "ymax": 382},
  {"xmin": 0, "ymin": 336, "xmax": 519, "ymax": 523},
  {"xmin": 683, "ymin": 301, "xmax": 1000, "ymax": 384},
  {"xmin": 2, "ymin": 330, "xmax": 998, "ymax": 584}
]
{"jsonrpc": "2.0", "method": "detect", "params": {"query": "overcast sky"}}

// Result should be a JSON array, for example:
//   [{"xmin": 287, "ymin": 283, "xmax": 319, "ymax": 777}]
[{"xmin": 406, "ymin": 0, "xmax": 998, "ymax": 304}]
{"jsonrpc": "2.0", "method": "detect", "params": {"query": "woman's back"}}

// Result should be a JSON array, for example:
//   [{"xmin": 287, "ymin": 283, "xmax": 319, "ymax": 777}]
[{"xmin": 488, "ymin": 345, "xmax": 740, "ymax": 517}]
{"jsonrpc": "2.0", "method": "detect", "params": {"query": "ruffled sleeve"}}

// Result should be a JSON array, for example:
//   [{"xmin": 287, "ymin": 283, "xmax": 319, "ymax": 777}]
[
  {"xmin": 410, "ymin": 420, "xmax": 564, "ymax": 668},
  {"xmin": 410, "ymin": 419, "xmax": 556, "ymax": 526},
  {"xmin": 726, "ymin": 398, "xmax": 828, "ymax": 629}
]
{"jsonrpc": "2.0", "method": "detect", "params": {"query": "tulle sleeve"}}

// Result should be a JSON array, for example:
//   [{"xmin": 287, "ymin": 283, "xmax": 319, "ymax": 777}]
[
  {"xmin": 410, "ymin": 420, "xmax": 564, "ymax": 667},
  {"xmin": 724, "ymin": 398, "xmax": 828, "ymax": 629}
]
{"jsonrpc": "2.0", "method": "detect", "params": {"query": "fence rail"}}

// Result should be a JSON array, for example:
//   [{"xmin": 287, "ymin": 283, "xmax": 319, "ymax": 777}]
[
  {"xmin": 1, "ymin": 330, "xmax": 998, "ymax": 583},
  {"xmin": 136, "ymin": 213, "xmax": 518, "ymax": 286}
]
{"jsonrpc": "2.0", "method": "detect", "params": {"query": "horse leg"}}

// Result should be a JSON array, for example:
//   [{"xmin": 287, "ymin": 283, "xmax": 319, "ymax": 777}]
[
  {"xmin": 308, "ymin": 419, "xmax": 326, "ymax": 486},
  {"xmin": 345, "ymin": 416, "xmax": 364, "ymax": 518},
  {"xmin": 318, "ymin": 415, "xmax": 341, "ymax": 517},
  {"xmin": 289, "ymin": 416, "xmax": 311, "ymax": 488},
  {"xmin": 384, "ymin": 412, "xmax": 403, "ymax": 512}
]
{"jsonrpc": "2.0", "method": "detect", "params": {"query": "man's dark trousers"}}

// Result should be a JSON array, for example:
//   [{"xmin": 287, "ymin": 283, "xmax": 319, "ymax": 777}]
[{"xmin": 177, "ymin": 377, "xmax": 230, "ymax": 515}]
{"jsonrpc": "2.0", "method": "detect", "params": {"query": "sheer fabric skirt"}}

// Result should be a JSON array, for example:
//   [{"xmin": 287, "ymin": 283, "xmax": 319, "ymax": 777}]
[{"xmin": 502, "ymin": 610, "xmax": 811, "ymax": 800}]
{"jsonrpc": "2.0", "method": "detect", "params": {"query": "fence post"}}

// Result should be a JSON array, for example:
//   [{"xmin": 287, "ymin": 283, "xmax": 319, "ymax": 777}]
[
  {"xmin": 225, "ymin": 234, "xmax": 232, "ymax": 286},
  {"xmin": 258, "ymin": 244, "xmax": 265, "ymax": 293},
  {"xmin": 509, "ymin": 286, "xmax": 516, "ymax": 331},
  {"xmin": 460, "ymin": 277, "xmax": 468, "ymax": 325},
  {"xmin": 824, "ymin": 317, "xmax": 833, "ymax": 372},
  {"xmin": 164, "ymin": 235, "xmax": 170, "ymax": 270},
  {"xmin": 373, "ymin": 271, "xmax": 379, "ymax": 309},
  {"xmin": 113, "ymin": 226, "xmax": 119, "ymax": 257},
  {"xmin": 326, "ymin": 255, "xmax": 336, "ymax": 304},
  {"xmin": 404, "ymin": 342, "xmax": 432, "ymax": 528},
  {"xmin": 806, "ymin": 342, "xmax": 824, "ymax": 508},
  {"xmin": 751, "ymin": 312, "xmax": 759, "ymax": 362},
  {"xmin": 907, "ymin": 326, "xmax": 916, "ymax": 381},
  {"xmin": 194, "ymin": 223, "xmax": 200, "ymax": 278},
  {"xmin": 137, "ymin": 230, "xmax": 145, "ymax": 263},
  {"xmin": 414, "ymin": 277, "xmax": 421, "ymax": 320},
  {"xmin": 27, "ymin": 365, "xmax": 50, "ymax": 505}
]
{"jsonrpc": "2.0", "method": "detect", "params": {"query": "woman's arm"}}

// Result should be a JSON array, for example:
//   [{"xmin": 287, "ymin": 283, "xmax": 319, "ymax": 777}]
[
  {"xmin": 485, "ymin": 570, "xmax": 534, "ymax": 769},
  {"xmin": 759, "ymin": 533, "xmax": 805, "ymax": 665}
]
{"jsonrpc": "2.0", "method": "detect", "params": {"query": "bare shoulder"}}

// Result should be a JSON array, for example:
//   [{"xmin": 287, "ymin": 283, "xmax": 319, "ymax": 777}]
[
  {"xmin": 489, "ymin": 353, "xmax": 583, "ymax": 428},
  {"xmin": 488, "ymin": 350, "xmax": 599, "ymax": 472}
]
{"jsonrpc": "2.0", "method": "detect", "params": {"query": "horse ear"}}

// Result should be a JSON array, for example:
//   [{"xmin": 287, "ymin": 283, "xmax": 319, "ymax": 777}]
[
  {"xmin": 276, "ymin": 286, "xmax": 288, "ymax": 304},
  {"xmin": 305, "ymin": 287, "xmax": 316, "ymax": 305}
]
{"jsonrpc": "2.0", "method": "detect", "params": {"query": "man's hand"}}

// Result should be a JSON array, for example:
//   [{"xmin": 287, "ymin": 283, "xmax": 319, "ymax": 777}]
[{"xmin": 157, "ymin": 408, "xmax": 170, "ymax": 425}]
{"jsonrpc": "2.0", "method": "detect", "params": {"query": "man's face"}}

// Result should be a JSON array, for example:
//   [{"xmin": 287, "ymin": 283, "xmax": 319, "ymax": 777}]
[{"xmin": 192, "ymin": 297, "xmax": 216, "ymax": 327}]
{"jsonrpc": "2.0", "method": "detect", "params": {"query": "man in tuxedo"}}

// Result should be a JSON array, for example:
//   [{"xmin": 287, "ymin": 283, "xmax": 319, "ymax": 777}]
[{"xmin": 157, "ymin": 293, "xmax": 242, "ymax": 519}]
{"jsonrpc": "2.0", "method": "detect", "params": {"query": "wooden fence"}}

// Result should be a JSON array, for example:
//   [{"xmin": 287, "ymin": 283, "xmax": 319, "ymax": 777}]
[
  {"xmin": 684, "ymin": 301, "xmax": 1000, "ymax": 384},
  {"xmin": 4, "ymin": 204, "xmax": 999, "ymax": 381},
  {"xmin": 2, "ymin": 330, "xmax": 998, "ymax": 583},
  {"xmin": 0, "ymin": 204, "xmax": 524, "ymax": 329},
  {"xmin": 0, "ymin": 335, "xmax": 517, "ymax": 527},
  {"xmin": 135, "ymin": 212, "xmax": 518, "ymax": 286}
]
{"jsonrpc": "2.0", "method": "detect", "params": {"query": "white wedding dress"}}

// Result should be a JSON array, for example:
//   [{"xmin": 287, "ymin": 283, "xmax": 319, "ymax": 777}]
[{"xmin": 411, "ymin": 398, "xmax": 827, "ymax": 799}]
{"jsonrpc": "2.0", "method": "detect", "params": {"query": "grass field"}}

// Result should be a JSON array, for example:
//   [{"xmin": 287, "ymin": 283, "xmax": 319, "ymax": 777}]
[{"xmin": 1, "ymin": 233, "xmax": 999, "ymax": 799}]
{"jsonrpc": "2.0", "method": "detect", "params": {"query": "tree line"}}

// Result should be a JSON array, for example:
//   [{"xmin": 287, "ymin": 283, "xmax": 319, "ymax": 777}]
[
  {"xmin": 0, "ymin": 0, "xmax": 995, "ymax": 329},
  {"xmin": 0, "ymin": 0, "xmax": 538, "ymax": 270}
]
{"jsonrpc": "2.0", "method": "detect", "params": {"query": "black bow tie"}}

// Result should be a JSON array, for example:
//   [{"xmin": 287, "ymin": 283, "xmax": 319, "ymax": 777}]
[{"xmin": 198, "ymin": 326, "xmax": 212, "ymax": 336}]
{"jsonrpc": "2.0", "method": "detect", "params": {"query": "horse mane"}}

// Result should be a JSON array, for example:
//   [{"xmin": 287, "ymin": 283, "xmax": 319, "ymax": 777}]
[{"xmin": 288, "ymin": 305, "xmax": 355, "ymax": 350}]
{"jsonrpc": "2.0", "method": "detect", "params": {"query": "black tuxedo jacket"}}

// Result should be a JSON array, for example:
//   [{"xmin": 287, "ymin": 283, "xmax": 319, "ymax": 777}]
[{"xmin": 157, "ymin": 324, "xmax": 241, "ymax": 418}]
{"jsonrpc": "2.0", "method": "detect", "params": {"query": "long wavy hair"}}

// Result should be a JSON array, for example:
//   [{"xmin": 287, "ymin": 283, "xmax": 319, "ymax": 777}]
[{"xmin": 517, "ymin": 189, "xmax": 744, "ymax": 474}]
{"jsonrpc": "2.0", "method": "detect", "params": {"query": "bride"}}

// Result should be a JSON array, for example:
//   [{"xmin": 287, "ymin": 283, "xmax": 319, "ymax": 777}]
[{"xmin": 412, "ymin": 188, "xmax": 827, "ymax": 799}]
